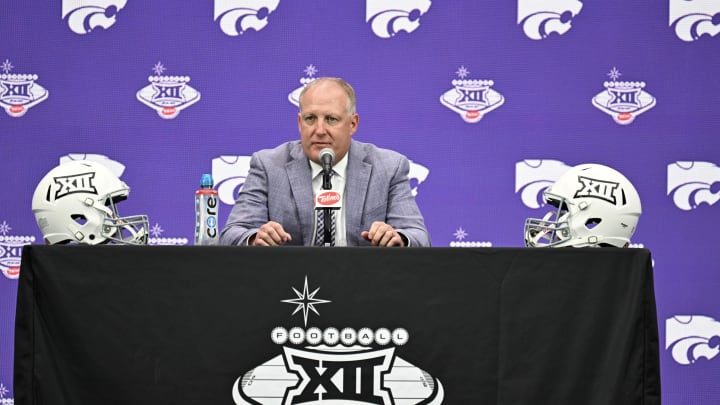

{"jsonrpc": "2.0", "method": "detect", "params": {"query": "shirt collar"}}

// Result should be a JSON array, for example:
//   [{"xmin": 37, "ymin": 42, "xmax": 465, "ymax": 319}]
[{"xmin": 309, "ymin": 153, "xmax": 348, "ymax": 179}]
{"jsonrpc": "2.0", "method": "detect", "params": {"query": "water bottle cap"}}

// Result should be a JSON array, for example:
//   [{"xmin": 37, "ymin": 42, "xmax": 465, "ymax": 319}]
[{"xmin": 200, "ymin": 173, "xmax": 214, "ymax": 188}]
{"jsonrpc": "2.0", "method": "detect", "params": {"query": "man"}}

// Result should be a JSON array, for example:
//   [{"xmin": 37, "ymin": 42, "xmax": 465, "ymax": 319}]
[{"xmin": 220, "ymin": 77, "xmax": 430, "ymax": 247}]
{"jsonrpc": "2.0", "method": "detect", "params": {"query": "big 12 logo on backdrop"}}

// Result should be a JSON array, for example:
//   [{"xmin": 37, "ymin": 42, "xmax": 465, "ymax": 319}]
[
  {"xmin": 136, "ymin": 62, "xmax": 201, "ymax": 119},
  {"xmin": 592, "ymin": 67, "xmax": 656, "ymax": 125},
  {"xmin": 440, "ymin": 66, "xmax": 504, "ymax": 124},
  {"xmin": 288, "ymin": 64, "xmax": 319, "ymax": 108},
  {"xmin": 0, "ymin": 59, "xmax": 49, "ymax": 118},
  {"xmin": 0, "ymin": 221, "xmax": 35, "ymax": 279}
]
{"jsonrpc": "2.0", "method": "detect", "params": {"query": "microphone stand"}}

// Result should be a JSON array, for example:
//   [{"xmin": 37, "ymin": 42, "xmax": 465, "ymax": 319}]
[{"xmin": 322, "ymin": 169, "xmax": 332, "ymax": 246}]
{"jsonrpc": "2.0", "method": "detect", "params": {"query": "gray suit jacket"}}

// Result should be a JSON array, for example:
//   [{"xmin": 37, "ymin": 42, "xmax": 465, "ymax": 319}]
[{"xmin": 220, "ymin": 140, "xmax": 430, "ymax": 247}]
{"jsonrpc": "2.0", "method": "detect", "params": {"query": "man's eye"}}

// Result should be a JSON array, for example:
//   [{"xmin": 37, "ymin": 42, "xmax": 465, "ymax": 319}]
[
  {"xmin": 304, "ymin": 116, "xmax": 316, "ymax": 123},
  {"xmin": 326, "ymin": 116, "xmax": 339, "ymax": 123}
]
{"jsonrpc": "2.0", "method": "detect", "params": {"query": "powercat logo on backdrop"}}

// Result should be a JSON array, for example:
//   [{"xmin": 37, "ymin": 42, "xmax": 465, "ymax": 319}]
[
  {"xmin": 62, "ymin": 0, "xmax": 127, "ymax": 34},
  {"xmin": 666, "ymin": 315, "xmax": 720, "ymax": 365},
  {"xmin": 667, "ymin": 161, "xmax": 720, "ymax": 210},
  {"xmin": 214, "ymin": 0, "xmax": 281, "ymax": 36},
  {"xmin": 517, "ymin": 0, "xmax": 583, "ymax": 40},
  {"xmin": 515, "ymin": 159, "xmax": 572, "ymax": 209},
  {"xmin": 366, "ymin": 0, "xmax": 432, "ymax": 38},
  {"xmin": 669, "ymin": 0, "xmax": 720, "ymax": 42},
  {"xmin": 231, "ymin": 276, "xmax": 444, "ymax": 404}
]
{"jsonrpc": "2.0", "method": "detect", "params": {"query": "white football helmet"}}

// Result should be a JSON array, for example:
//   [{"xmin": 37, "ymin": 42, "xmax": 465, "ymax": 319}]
[
  {"xmin": 524, "ymin": 163, "xmax": 642, "ymax": 248},
  {"xmin": 32, "ymin": 160, "xmax": 149, "ymax": 245}
]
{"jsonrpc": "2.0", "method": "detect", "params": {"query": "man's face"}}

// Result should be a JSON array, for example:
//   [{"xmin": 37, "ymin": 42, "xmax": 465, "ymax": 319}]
[{"xmin": 298, "ymin": 81, "xmax": 359, "ymax": 164}]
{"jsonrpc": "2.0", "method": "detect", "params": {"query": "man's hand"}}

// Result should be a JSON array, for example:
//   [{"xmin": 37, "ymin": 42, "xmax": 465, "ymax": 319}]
[
  {"xmin": 250, "ymin": 221, "xmax": 292, "ymax": 246},
  {"xmin": 361, "ymin": 221, "xmax": 405, "ymax": 247}
]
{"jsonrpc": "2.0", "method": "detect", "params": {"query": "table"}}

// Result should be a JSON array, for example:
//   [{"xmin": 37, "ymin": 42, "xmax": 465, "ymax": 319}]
[{"xmin": 14, "ymin": 245, "xmax": 661, "ymax": 404}]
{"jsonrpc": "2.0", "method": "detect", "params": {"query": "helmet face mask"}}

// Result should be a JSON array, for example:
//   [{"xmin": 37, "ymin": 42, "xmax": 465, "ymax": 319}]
[
  {"xmin": 101, "ymin": 211, "xmax": 149, "ymax": 245},
  {"xmin": 524, "ymin": 192, "xmax": 572, "ymax": 247},
  {"xmin": 32, "ymin": 161, "xmax": 149, "ymax": 245},
  {"xmin": 524, "ymin": 164, "xmax": 642, "ymax": 248}
]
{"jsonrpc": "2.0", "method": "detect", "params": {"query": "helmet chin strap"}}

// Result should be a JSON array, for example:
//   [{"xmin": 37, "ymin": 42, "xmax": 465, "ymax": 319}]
[
  {"xmin": 526, "ymin": 211, "xmax": 561, "ymax": 247},
  {"xmin": 538, "ymin": 211, "xmax": 573, "ymax": 247},
  {"xmin": 105, "ymin": 215, "xmax": 149, "ymax": 244},
  {"xmin": 526, "ymin": 229, "xmax": 549, "ymax": 247},
  {"xmin": 119, "ymin": 223, "xmax": 147, "ymax": 244}
]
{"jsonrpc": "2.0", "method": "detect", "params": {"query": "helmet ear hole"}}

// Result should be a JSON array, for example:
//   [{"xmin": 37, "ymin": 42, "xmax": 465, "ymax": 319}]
[
  {"xmin": 71, "ymin": 214, "xmax": 88, "ymax": 225},
  {"xmin": 585, "ymin": 218, "xmax": 601, "ymax": 229}
]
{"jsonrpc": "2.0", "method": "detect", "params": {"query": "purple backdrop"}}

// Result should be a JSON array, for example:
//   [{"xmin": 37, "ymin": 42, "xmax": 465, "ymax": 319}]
[{"xmin": 2, "ymin": 1, "xmax": 719, "ymax": 403}]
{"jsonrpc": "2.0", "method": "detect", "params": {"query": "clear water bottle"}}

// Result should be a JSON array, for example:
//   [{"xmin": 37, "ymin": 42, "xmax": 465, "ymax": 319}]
[{"xmin": 195, "ymin": 173, "xmax": 219, "ymax": 245}]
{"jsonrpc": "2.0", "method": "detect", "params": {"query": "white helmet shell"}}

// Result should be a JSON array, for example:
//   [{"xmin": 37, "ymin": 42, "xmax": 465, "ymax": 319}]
[
  {"xmin": 32, "ymin": 160, "xmax": 149, "ymax": 245},
  {"xmin": 525, "ymin": 163, "xmax": 642, "ymax": 248}
]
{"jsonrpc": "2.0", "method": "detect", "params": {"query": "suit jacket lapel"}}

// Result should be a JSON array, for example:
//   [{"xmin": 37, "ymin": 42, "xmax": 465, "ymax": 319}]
[
  {"xmin": 345, "ymin": 143, "xmax": 371, "ymax": 239},
  {"xmin": 286, "ymin": 144, "xmax": 315, "ymax": 245}
]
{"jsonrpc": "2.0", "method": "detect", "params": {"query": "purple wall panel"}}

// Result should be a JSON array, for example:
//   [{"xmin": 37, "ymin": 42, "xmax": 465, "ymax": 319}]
[{"xmin": 1, "ymin": 1, "xmax": 719, "ymax": 402}]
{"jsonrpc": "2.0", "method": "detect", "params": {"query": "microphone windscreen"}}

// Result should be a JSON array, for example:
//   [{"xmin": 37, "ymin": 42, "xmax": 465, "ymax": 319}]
[{"xmin": 319, "ymin": 148, "xmax": 335, "ymax": 163}]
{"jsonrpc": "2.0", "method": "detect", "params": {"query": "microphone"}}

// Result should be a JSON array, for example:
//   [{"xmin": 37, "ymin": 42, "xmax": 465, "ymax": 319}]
[
  {"xmin": 319, "ymin": 148, "xmax": 335, "ymax": 190},
  {"xmin": 317, "ymin": 148, "xmax": 337, "ymax": 247},
  {"xmin": 319, "ymin": 148, "xmax": 334, "ymax": 175}
]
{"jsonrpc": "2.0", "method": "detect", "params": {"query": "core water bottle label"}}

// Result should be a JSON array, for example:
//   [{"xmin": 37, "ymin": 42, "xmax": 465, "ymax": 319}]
[{"xmin": 195, "ymin": 191, "xmax": 219, "ymax": 245}]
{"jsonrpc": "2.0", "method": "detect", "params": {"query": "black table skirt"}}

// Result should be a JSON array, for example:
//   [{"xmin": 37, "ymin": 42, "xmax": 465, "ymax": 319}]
[{"xmin": 14, "ymin": 245, "xmax": 661, "ymax": 405}]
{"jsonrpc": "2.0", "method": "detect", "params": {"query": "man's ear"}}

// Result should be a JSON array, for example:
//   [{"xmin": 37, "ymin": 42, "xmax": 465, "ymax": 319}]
[{"xmin": 350, "ymin": 113, "xmax": 359, "ymax": 134}]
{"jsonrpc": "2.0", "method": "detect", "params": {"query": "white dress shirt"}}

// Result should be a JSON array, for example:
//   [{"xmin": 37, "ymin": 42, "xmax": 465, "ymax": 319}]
[{"xmin": 309, "ymin": 155, "xmax": 347, "ymax": 246}]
